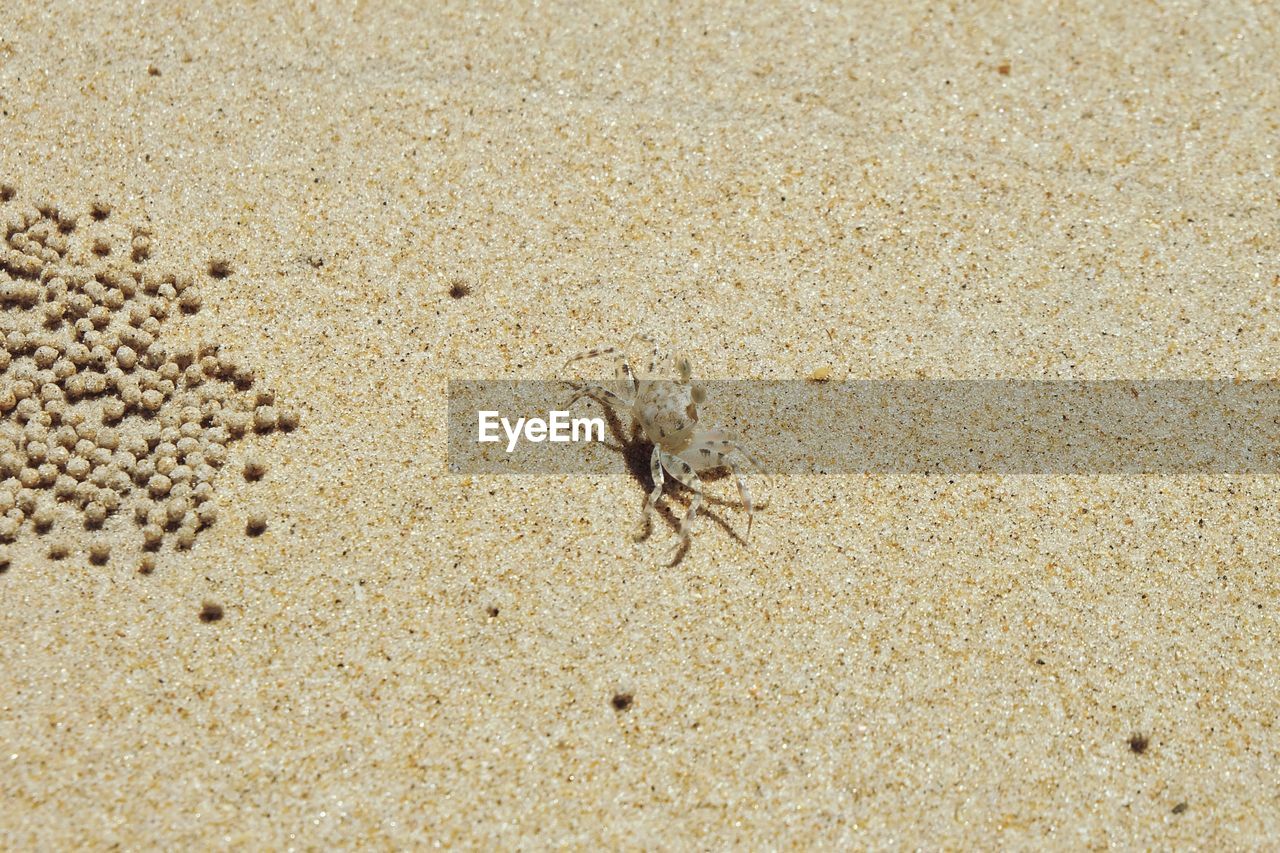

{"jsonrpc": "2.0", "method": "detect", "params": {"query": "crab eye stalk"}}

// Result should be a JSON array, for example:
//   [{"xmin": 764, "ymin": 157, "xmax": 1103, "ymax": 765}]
[
  {"xmin": 691, "ymin": 383, "xmax": 706, "ymax": 405},
  {"xmin": 675, "ymin": 355, "xmax": 692, "ymax": 382}
]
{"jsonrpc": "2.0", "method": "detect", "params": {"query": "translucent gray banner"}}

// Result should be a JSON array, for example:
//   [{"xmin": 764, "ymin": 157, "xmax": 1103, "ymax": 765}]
[{"xmin": 447, "ymin": 380, "xmax": 1280, "ymax": 474}]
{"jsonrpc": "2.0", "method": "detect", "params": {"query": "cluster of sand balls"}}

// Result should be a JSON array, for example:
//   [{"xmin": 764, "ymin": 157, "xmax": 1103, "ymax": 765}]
[{"xmin": 0, "ymin": 182, "xmax": 297, "ymax": 567}]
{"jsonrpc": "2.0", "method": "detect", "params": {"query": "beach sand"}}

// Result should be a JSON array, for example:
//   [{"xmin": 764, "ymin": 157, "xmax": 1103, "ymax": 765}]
[{"xmin": 2, "ymin": 1, "xmax": 1279, "ymax": 846}]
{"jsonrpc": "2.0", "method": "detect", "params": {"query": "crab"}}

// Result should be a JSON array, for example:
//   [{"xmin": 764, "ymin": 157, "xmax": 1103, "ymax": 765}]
[{"xmin": 564, "ymin": 334, "xmax": 766, "ymax": 560}]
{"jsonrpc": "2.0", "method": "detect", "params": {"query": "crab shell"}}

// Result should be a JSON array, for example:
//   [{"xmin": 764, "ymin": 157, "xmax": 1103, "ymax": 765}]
[{"xmin": 634, "ymin": 379, "xmax": 706, "ymax": 452}]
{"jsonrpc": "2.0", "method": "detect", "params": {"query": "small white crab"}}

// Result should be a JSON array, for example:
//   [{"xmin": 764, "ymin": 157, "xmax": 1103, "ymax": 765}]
[{"xmin": 564, "ymin": 334, "xmax": 765, "ymax": 560}]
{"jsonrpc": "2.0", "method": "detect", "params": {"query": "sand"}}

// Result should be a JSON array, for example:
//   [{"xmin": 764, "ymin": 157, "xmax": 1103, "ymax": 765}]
[{"xmin": 2, "ymin": 1, "xmax": 1279, "ymax": 847}]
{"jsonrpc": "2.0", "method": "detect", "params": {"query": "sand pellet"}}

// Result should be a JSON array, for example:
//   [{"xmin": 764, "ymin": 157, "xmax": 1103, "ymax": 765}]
[
  {"xmin": 0, "ymin": 187, "xmax": 294, "ymax": 563},
  {"xmin": 245, "ymin": 511, "xmax": 267, "ymax": 536}
]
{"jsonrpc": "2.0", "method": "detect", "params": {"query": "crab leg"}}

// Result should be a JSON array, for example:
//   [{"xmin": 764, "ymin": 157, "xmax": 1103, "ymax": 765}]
[
  {"xmin": 679, "ymin": 438, "xmax": 757, "ymax": 539},
  {"xmin": 563, "ymin": 333, "xmax": 656, "ymax": 390},
  {"xmin": 659, "ymin": 449, "xmax": 704, "ymax": 556},
  {"xmin": 638, "ymin": 445, "xmax": 665, "ymax": 536},
  {"xmin": 566, "ymin": 381, "xmax": 632, "ymax": 413}
]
